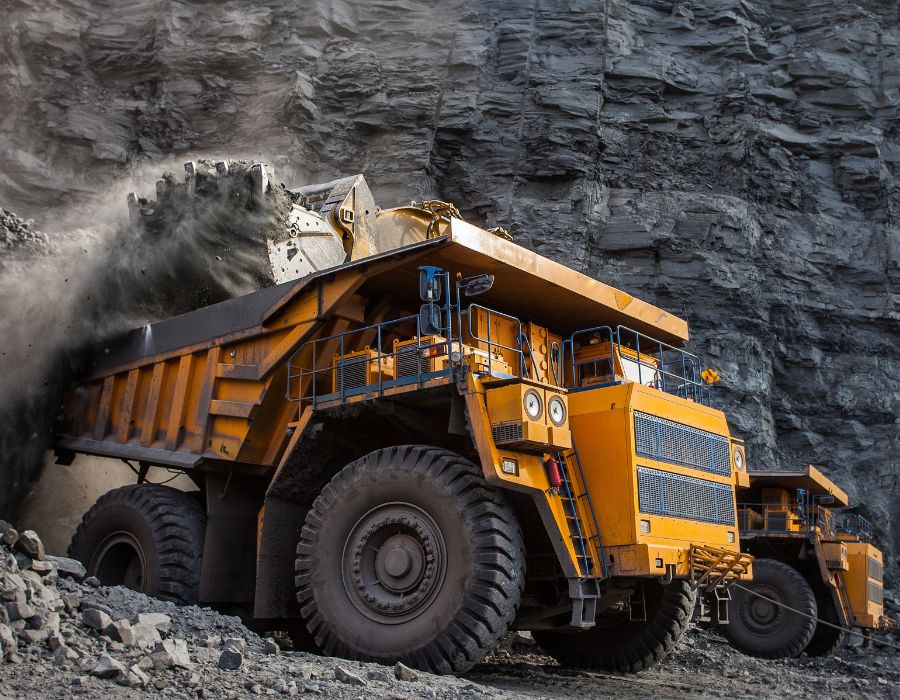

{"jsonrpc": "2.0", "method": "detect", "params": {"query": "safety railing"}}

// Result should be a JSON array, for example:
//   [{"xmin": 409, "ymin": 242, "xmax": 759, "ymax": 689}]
[
  {"xmin": 832, "ymin": 512, "xmax": 874, "ymax": 543},
  {"xmin": 737, "ymin": 503, "xmax": 870, "ymax": 542},
  {"xmin": 737, "ymin": 504, "xmax": 804, "ymax": 535},
  {"xmin": 286, "ymin": 314, "xmax": 452, "ymax": 406},
  {"xmin": 464, "ymin": 303, "xmax": 524, "ymax": 379},
  {"xmin": 561, "ymin": 325, "xmax": 710, "ymax": 405}
]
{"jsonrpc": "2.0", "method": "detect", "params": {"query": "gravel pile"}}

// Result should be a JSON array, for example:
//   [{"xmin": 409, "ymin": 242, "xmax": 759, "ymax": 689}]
[
  {"xmin": 0, "ymin": 521, "xmax": 501, "ymax": 699},
  {"xmin": 1, "ymin": 519, "xmax": 897, "ymax": 699}
]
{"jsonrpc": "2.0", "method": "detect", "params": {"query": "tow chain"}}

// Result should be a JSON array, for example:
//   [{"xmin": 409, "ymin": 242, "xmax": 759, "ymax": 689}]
[{"xmin": 732, "ymin": 583, "xmax": 900, "ymax": 652}]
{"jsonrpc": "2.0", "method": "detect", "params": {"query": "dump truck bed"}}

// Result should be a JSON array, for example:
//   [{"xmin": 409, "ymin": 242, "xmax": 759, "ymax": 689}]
[{"xmin": 57, "ymin": 219, "xmax": 690, "ymax": 473}]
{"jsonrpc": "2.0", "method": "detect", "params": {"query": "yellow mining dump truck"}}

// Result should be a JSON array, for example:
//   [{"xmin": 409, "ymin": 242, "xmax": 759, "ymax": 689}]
[
  {"xmin": 723, "ymin": 465, "xmax": 891, "ymax": 658},
  {"xmin": 54, "ymin": 179, "xmax": 751, "ymax": 674}
]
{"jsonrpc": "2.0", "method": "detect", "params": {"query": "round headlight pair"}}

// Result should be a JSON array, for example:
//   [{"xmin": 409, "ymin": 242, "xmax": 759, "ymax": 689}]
[{"xmin": 523, "ymin": 390, "xmax": 567, "ymax": 427}]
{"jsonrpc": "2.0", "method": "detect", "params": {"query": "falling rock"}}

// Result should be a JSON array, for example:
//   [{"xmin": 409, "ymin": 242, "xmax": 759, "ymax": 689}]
[
  {"xmin": 132, "ymin": 612, "xmax": 171, "ymax": 635},
  {"xmin": 53, "ymin": 644, "xmax": 79, "ymax": 666},
  {"xmin": 334, "ymin": 666, "xmax": 367, "ymax": 686},
  {"xmin": 150, "ymin": 639, "xmax": 193, "ymax": 669},
  {"xmin": 92, "ymin": 653, "xmax": 126, "ymax": 678},
  {"xmin": 394, "ymin": 662, "xmax": 419, "ymax": 682},
  {"xmin": 105, "ymin": 619, "xmax": 134, "ymax": 645},
  {"xmin": 217, "ymin": 648, "xmax": 243, "ymax": 670},
  {"xmin": 0, "ymin": 522, "xmax": 18, "ymax": 547},
  {"xmin": 14, "ymin": 530, "xmax": 44, "ymax": 561},
  {"xmin": 81, "ymin": 608, "xmax": 112, "ymax": 632},
  {"xmin": 44, "ymin": 556, "xmax": 86, "ymax": 581}
]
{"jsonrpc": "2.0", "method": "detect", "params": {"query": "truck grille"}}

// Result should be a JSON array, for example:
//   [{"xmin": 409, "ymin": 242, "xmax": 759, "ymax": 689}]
[
  {"xmin": 634, "ymin": 412, "xmax": 731, "ymax": 477},
  {"xmin": 396, "ymin": 347, "xmax": 429, "ymax": 379},
  {"xmin": 868, "ymin": 557, "xmax": 883, "ymax": 582},
  {"xmin": 637, "ymin": 466, "xmax": 736, "ymax": 526},
  {"xmin": 492, "ymin": 422, "xmax": 524, "ymax": 444},
  {"xmin": 335, "ymin": 358, "xmax": 368, "ymax": 391},
  {"xmin": 868, "ymin": 581, "xmax": 883, "ymax": 605}
]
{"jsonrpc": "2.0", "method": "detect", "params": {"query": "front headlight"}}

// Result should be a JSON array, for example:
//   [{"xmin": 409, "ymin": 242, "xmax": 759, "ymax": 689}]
[
  {"xmin": 523, "ymin": 389, "xmax": 543, "ymax": 421},
  {"xmin": 733, "ymin": 446, "xmax": 745, "ymax": 472},
  {"xmin": 548, "ymin": 395, "xmax": 567, "ymax": 426}
]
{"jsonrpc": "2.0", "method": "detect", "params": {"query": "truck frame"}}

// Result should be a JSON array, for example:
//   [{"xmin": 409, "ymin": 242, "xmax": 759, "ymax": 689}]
[{"xmin": 55, "ymin": 189, "xmax": 751, "ymax": 674}]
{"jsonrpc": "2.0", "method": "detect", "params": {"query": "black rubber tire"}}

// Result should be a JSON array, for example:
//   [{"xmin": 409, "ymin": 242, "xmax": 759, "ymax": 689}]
[
  {"xmin": 725, "ymin": 558, "xmax": 817, "ymax": 659},
  {"xmin": 804, "ymin": 592, "xmax": 845, "ymax": 657},
  {"xmin": 295, "ymin": 445, "xmax": 525, "ymax": 674},
  {"xmin": 69, "ymin": 485, "xmax": 206, "ymax": 604},
  {"xmin": 533, "ymin": 579, "xmax": 697, "ymax": 673}
]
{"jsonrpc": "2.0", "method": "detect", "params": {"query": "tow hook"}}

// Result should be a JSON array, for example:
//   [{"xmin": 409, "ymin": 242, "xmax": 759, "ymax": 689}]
[{"xmin": 658, "ymin": 563, "xmax": 676, "ymax": 585}]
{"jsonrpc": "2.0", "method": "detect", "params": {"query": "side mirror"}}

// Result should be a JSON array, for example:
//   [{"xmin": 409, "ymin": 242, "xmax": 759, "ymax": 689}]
[
  {"xmin": 460, "ymin": 273, "xmax": 494, "ymax": 297},
  {"xmin": 418, "ymin": 266, "xmax": 443, "ymax": 301},
  {"xmin": 419, "ymin": 303, "xmax": 442, "ymax": 335}
]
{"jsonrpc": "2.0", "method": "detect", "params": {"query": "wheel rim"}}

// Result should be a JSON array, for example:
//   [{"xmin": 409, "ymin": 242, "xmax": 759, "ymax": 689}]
[
  {"xmin": 341, "ymin": 502, "xmax": 447, "ymax": 624},
  {"xmin": 90, "ymin": 532, "xmax": 147, "ymax": 592},
  {"xmin": 739, "ymin": 584, "xmax": 786, "ymax": 634}
]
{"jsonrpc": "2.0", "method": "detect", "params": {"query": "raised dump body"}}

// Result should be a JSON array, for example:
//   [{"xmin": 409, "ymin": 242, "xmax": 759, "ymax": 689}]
[
  {"xmin": 56, "ymin": 200, "xmax": 751, "ymax": 675},
  {"xmin": 722, "ymin": 465, "xmax": 891, "ymax": 659}
]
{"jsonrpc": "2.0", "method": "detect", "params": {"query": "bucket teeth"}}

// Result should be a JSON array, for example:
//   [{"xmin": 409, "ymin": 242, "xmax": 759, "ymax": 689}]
[
  {"xmin": 184, "ymin": 161, "xmax": 197, "ymax": 197},
  {"xmin": 215, "ymin": 161, "xmax": 229, "ymax": 178}
]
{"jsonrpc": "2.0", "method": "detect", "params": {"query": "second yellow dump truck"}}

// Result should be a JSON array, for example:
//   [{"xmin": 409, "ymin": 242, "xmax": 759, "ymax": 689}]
[
  {"xmin": 722, "ymin": 465, "xmax": 891, "ymax": 658},
  {"xmin": 54, "ymin": 170, "xmax": 751, "ymax": 674}
]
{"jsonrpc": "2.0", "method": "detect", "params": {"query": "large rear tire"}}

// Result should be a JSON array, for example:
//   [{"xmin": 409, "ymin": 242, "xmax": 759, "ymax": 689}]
[
  {"xmin": 295, "ymin": 445, "xmax": 525, "ymax": 674},
  {"xmin": 69, "ymin": 485, "xmax": 206, "ymax": 604},
  {"xmin": 804, "ymin": 593, "xmax": 845, "ymax": 657},
  {"xmin": 725, "ymin": 558, "xmax": 817, "ymax": 659},
  {"xmin": 533, "ymin": 579, "xmax": 697, "ymax": 673}
]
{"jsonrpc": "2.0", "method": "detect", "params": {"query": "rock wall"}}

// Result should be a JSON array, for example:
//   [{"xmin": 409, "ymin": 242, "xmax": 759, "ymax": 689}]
[{"xmin": 0, "ymin": 1, "xmax": 896, "ymax": 581}]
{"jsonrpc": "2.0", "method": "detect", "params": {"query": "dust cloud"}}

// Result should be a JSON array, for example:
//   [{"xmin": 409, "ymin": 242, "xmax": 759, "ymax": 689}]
[{"xmin": 0, "ymin": 161, "xmax": 294, "ymax": 517}]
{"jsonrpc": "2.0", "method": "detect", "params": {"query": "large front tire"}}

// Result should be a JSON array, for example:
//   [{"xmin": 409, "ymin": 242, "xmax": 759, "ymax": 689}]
[
  {"xmin": 725, "ymin": 558, "xmax": 817, "ymax": 659},
  {"xmin": 69, "ymin": 485, "xmax": 206, "ymax": 604},
  {"xmin": 295, "ymin": 445, "xmax": 525, "ymax": 674},
  {"xmin": 534, "ymin": 579, "xmax": 697, "ymax": 673}
]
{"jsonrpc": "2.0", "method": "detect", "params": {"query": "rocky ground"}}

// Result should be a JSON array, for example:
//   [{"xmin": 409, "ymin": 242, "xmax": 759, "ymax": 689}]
[{"xmin": 1, "ymin": 525, "xmax": 898, "ymax": 700}]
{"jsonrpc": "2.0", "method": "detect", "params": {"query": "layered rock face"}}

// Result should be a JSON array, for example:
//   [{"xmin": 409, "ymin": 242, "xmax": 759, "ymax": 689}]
[{"xmin": 0, "ymin": 2, "xmax": 896, "ymax": 578}]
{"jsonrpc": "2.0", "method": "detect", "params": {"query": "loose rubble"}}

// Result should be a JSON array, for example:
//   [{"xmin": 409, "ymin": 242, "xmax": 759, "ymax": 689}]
[{"xmin": 0, "ymin": 525, "xmax": 896, "ymax": 699}]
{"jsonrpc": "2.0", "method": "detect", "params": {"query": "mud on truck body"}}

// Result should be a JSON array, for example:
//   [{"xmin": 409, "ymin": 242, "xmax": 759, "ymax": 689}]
[
  {"xmin": 720, "ymin": 465, "xmax": 891, "ymax": 659},
  {"xmin": 54, "ymin": 172, "xmax": 752, "ymax": 674}
]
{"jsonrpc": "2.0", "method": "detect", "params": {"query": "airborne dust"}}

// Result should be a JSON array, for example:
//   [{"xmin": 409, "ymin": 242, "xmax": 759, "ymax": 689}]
[{"xmin": 0, "ymin": 161, "xmax": 294, "ymax": 517}]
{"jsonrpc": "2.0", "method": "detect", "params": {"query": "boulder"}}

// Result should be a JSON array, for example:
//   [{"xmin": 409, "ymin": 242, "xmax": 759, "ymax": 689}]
[
  {"xmin": 150, "ymin": 639, "xmax": 192, "ymax": 669},
  {"xmin": 44, "ymin": 556, "xmax": 86, "ymax": 581},
  {"xmin": 81, "ymin": 608, "xmax": 112, "ymax": 632},
  {"xmin": 14, "ymin": 531, "xmax": 44, "ymax": 561},
  {"xmin": 217, "ymin": 648, "xmax": 242, "ymax": 670},
  {"xmin": 91, "ymin": 653, "xmax": 126, "ymax": 678}
]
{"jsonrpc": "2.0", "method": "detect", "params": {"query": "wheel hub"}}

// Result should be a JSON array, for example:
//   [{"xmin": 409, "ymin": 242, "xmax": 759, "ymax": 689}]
[
  {"xmin": 739, "ymin": 584, "xmax": 785, "ymax": 633},
  {"xmin": 342, "ymin": 503, "xmax": 447, "ymax": 624},
  {"xmin": 91, "ymin": 532, "xmax": 147, "ymax": 592}
]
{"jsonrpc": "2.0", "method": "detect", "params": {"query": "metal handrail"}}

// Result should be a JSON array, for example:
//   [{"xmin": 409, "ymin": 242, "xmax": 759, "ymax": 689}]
[
  {"xmin": 563, "ymin": 324, "xmax": 710, "ymax": 405},
  {"xmin": 466, "ymin": 303, "xmax": 524, "ymax": 378},
  {"xmin": 286, "ymin": 314, "xmax": 450, "ymax": 405}
]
